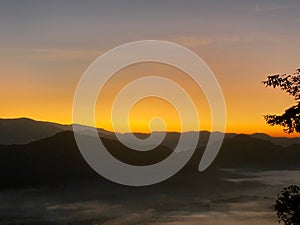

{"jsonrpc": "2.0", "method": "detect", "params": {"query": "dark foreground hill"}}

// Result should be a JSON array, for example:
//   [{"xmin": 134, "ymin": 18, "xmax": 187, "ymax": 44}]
[
  {"xmin": 0, "ymin": 131, "xmax": 175, "ymax": 188},
  {"xmin": 0, "ymin": 131, "xmax": 299, "ymax": 189}
]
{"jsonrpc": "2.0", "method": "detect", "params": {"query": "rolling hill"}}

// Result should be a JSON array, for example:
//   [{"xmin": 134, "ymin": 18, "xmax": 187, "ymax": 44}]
[{"xmin": 0, "ymin": 129, "xmax": 299, "ymax": 189}]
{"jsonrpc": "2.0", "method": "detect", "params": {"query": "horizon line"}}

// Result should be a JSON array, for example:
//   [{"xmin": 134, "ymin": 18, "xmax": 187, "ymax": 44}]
[{"xmin": 1, "ymin": 116, "xmax": 299, "ymax": 138}]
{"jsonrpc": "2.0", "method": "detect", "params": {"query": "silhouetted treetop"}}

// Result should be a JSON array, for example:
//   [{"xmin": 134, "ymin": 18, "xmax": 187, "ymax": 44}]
[
  {"xmin": 275, "ymin": 185, "xmax": 300, "ymax": 225},
  {"xmin": 263, "ymin": 69, "xmax": 300, "ymax": 100},
  {"xmin": 262, "ymin": 68, "xmax": 300, "ymax": 133}
]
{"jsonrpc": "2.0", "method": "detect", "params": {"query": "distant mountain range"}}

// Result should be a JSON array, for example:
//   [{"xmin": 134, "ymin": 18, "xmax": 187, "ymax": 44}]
[
  {"xmin": 0, "ymin": 117, "xmax": 299, "ymax": 147},
  {"xmin": 0, "ymin": 118, "xmax": 300, "ymax": 189}
]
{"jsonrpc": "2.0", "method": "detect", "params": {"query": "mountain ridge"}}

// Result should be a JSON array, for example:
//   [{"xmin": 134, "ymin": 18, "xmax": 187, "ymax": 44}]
[
  {"xmin": 0, "ymin": 117, "xmax": 299, "ymax": 147},
  {"xmin": 0, "ymin": 130, "xmax": 300, "ymax": 189}
]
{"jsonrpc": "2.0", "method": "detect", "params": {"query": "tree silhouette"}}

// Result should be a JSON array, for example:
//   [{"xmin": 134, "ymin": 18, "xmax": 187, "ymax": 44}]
[
  {"xmin": 275, "ymin": 185, "xmax": 300, "ymax": 225},
  {"xmin": 262, "ymin": 68, "xmax": 300, "ymax": 133}
]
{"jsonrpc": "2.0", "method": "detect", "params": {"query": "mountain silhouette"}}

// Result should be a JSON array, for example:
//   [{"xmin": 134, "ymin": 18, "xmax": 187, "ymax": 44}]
[
  {"xmin": 0, "ymin": 128, "xmax": 300, "ymax": 189},
  {"xmin": 0, "ymin": 131, "xmax": 174, "ymax": 188},
  {"xmin": 1, "ymin": 117, "xmax": 299, "ymax": 147},
  {"xmin": 251, "ymin": 132, "xmax": 300, "ymax": 147},
  {"xmin": 0, "ymin": 118, "xmax": 71, "ymax": 144}
]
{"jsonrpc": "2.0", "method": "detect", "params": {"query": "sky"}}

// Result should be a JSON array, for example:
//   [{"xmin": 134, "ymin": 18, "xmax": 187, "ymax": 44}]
[{"xmin": 0, "ymin": 0, "xmax": 300, "ymax": 136}]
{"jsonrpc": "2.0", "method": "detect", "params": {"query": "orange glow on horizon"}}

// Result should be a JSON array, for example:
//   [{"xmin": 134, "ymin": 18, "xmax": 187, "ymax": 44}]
[{"xmin": 1, "ymin": 47, "xmax": 299, "ymax": 138}]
